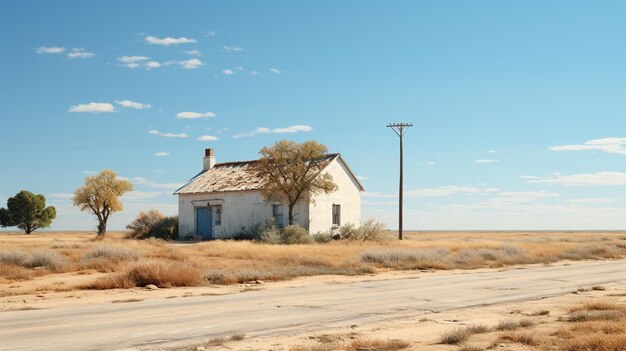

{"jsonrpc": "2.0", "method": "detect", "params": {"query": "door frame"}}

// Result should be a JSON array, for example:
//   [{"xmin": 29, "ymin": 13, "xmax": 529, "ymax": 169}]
[{"xmin": 195, "ymin": 206, "xmax": 213, "ymax": 239}]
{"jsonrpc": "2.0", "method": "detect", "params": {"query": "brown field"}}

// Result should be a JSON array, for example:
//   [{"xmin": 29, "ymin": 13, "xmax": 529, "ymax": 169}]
[
  {"xmin": 1, "ymin": 230, "xmax": 625, "ymax": 299},
  {"xmin": 2, "ymin": 230, "xmax": 626, "ymax": 350}
]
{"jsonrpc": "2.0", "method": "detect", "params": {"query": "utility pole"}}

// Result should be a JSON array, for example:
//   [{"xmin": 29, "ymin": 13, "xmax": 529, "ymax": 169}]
[{"xmin": 387, "ymin": 123, "xmax": 413, "ymax": 240}]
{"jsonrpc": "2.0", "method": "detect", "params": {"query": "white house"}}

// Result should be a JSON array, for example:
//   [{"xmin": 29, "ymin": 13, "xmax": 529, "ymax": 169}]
[{"xmin": 175, "ymin": 148, "xmax": 364, "ymax": 240}]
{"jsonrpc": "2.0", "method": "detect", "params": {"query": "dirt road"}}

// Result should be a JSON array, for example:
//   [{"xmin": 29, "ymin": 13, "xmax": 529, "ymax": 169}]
[{"xmin": 2, "ymin": 259, "xmax": 625, "ymax": 350}]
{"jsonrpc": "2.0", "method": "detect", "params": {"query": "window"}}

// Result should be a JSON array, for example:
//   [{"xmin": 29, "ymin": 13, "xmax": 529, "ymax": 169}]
[
  {"xmin": 332, "ymin": 204, "xmax": 341, "ymax": 226},
  {"xmin": 273, "ymin": 204, "xmax": 284, "ymax": 228},
  {"xmin": 214, "ymin": 206, "xmax": 222, "ymax": 226}
]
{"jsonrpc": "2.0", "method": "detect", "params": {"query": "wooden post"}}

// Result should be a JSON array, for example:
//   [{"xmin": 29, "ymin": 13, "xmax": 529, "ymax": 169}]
[{"xmin": 387, "ymin": 123, "xmax": 413, "ymax": 240}]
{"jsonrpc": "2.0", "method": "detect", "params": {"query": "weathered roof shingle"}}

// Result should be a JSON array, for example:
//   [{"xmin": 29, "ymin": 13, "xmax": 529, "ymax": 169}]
[{"xmin": 175, "ymin": 154, "xmax": 340, "ymax": 194}]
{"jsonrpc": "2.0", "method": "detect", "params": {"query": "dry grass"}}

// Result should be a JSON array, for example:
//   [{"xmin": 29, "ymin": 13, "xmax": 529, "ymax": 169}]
[
  {"xmin": 569, "ymin": 300, "xmax": 625, "ymax": 312},
  {"xmin": 531, "ymin": 309, "xmax": 550, "ymax": 316},
  {"xmin": 0, "ymin": 262, "xmax": 33, "ymax": 281},
  {"xmin": 290, "ymin": 338, "xmax": 409, "ymax": 351},
  {"xmin": 230, "ymin": 333, "xmax": 245, "ymax": 341},
  {"xmin": 497, "ymin": 331, "xmax": 538, "ymax": 346},
  {"xmin": 548, "ymin": 299, "xmax": 626, "ymax": 351},
  {"xmin": 458, "ymin": 346, "xmax": 484, "ymax": 351},
  {"xmin": 347, "ymin": 339, "xmax": 410, "ymax": 351},
  {"xmin": 439, "ymin": 324, "xmax": 489, "ymax": 344},
  {"xmin": 494, "ymin": 318, "xmax": 534, "ymax": 331},
  {"xmin": 83, "ymin": 261, "xmax": 201, "ymax": 289},
  {"xmin": 557, "ymin": 335, "xmax": 626, "ymax": 351},
  {"xmin": 0, "ymin": 250, "xmax": 68, "ymax": 270},
  {"xmin": 1, "ymin": 231, "xmax": 625, "ymax": 294}
]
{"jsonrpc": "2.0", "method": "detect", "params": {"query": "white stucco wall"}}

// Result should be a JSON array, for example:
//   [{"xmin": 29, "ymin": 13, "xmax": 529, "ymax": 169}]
[
  {"xmin": 308, "ymin": 158, "xmax": 362, "ymax": 234},
  {"xmin": 178, "ymin": 190, "xmax": 309, "ymax": 239}
]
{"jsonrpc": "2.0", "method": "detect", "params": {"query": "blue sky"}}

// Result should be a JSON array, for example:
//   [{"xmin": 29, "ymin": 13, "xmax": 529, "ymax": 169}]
[{"xmin": 1, "ymin": 1, "xmax": 626, "ymax": 230}]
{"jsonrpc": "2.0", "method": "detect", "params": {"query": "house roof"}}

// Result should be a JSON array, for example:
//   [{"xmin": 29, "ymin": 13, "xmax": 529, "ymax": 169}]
[{"xmin": 174, "ymin": 153, "xmax": 365, "ymax": 194}]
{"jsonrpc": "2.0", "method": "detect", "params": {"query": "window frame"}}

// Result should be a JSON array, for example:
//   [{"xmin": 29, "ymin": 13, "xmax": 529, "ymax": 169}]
[
  {"xmin": 272, "ymin": 204, "xmax": 285, "ymax": 228},
  {"xmin": 332, "ymin": 204, "xmax": 341, "ymax": 226},
  {"xmin": 214, "ymin": 206, "xmax": 222, "ymax": 226}
]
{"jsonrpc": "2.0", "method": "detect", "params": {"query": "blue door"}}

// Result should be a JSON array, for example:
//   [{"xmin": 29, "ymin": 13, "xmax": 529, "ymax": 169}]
[{"xmin": 196, "ymin": 207, "xmax": 213, "ymax": 239}]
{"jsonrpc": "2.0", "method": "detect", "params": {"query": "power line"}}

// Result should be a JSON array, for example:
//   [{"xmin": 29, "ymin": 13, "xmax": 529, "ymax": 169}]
[{"xmin": 387, "ymin": 123, "xmax": 413, "ymax": 240}]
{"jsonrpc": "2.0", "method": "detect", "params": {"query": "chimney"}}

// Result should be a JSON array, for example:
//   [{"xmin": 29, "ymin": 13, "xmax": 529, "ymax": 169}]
[{"xmin": 203, "ymin": 148, "xmax": 216, "ymax": 171}]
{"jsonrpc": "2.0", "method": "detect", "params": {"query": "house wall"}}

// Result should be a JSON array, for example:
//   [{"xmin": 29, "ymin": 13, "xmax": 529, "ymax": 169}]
[
  {"xmin": 178, "ymin": 190, "xmax": 309, "ymax": 239},
  {"xmin": 308, "ymin": 158, "xmax": 362, "ymax": 234}
]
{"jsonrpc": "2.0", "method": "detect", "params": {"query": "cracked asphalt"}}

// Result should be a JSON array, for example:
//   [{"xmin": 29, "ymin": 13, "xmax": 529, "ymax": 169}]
[{"xmin": 1, "ymin": 259, "xmax": 625, "ymax": 350}]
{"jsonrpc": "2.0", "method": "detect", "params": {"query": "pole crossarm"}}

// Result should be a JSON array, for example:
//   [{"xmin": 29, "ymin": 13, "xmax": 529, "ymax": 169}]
[{"xmin": 387, "ymin": 122, "xmax": 413, "ymax": 240}]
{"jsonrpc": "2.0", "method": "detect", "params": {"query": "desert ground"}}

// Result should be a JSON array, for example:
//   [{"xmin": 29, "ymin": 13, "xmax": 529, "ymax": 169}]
[{"xmin": 1, "ymin": 231, "xmax": 626, "ymax": 350}]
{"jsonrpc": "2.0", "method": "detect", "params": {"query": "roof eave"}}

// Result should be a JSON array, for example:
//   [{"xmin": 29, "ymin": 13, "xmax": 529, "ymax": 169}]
[{"xmin": 322, "ymin": 154, "xmax": 366, "ymax": 192}]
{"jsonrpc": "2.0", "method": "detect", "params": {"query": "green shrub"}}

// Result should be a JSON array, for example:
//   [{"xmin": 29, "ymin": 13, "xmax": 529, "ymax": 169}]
[
  {"xmin": 244, "ymin": 223, "xmax": 312, "ymax": 245},
  {"xmin": 236, "ymin": 220, "xmax": 277, "ymax": 241},
  {"xmin": 354, "ymin": 218, "xmax": 387, "ymax": 241},
  {"xmin": 260, "ymin": 223, "xmax": 281, "ymax": 244},
  {"xmin": 282, "ymin": 225, "xmax": 312, "ymax": 244},
  {"xmin": 338, "ymin": 219, "xmax": 387, "ymax": 241},
  {"xmin": 311, "ymin": 232, "xmax": 333, "ymax": 243},
  {"xmin": 127, "ymin": 209, "xmax": 163, "ymax": 238},
  {"xmin": 127, "ymin": 210, "xmax": 178, "ymax": 240},
  {"xmin": 147, "ymin": 216, "xmax": 178, "ymax": 240},
  {"xmin": 337, "ymin": 223, "xmax": 357, "ymax": 239}
]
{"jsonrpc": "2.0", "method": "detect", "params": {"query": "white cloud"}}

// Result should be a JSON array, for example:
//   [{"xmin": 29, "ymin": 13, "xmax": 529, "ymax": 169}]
[
  {"xmin": 475, "ymin": 159, "xmax": 498, "ymax": 164},
  {"xmin": 118, "ymin": 56, "xmax": 149, "ymax": 63},
  {"xmin": 145, "ymin": 61, "xmax": 161, "ymax": 69},
  {"xmin": 420, "ymin": 161, "xmax": 436, "ymax": 166},
  {"xmin": 526, "ymin": 172, "xmax": 626, "ymax": 186},
  {"xmin": 566, "ymin": 197, "xmax": 614, "ymax": 204},
  {"xmin": 122, "ymin": 190, "xmax": 167, "ymax": 202},
  {"xmin": 36, "ymin": 46, "xmax": 65, "ymax": 54},
  {"xmin": 233, "ymin": 125, "xmax": 313, "ymax": 138},
  {"xmin": 406, "ymin": 186, "xmax": 484, "ymax": 197},
  {"xmin": 148, "ymin": 130, "xmax": 188, "ymax": 138},
  {"xmin": 269, "ymin": 68, "xmax": 281, "ymax": 74},
  {"xmin": 478, "ymin": 191, "xmax": 560, "ymax": 206},
  {"xmin": 67, "ymin": 48, "xmax": 94, "ymax": 59},
  {"xmin": 122, "ymin": 64, "xmax": 141, "ymax": 69},
  {"xmin": 204, "ymin": 31, "xmax": 217, "ymax": 37},
  {"xmin": 130, "ymin": 177, "xmax": 184, "ymax": 190},
  {"xmin": 68, "ymin": 102, "xmax": 116, "ymax": 113},
  {"xmin": 179, "ymin": 58, "xmax": 203, "ymax": 69},
  {"xmin": 197, "ymin": 135, "xmax": 218, "ymax": 141},
  {"xmin": 223, "ymin": 45, "xmax": 243, "ymax": 52},
  {"xmin": 357, "ymin": 175, "xmax": 368, "ymax": 180},
  {"xmin": 145, "ymin": 35, "xmax": 196, "ymax": 46},
  {"xmin": 549, "ymin": 138, "xmax": 626, "ymax": 156},
  {"xmin": 273, "ymin": 125, "xmax": 313, "ymax": 133},
  {"xmin": 118, "ymin": 56, "xmax": 150, "ymax": 68},
  {"xmin": 249, "ymin": 71, "xmax": 259, "ymax": 76},
  {"xmin": 176, "ymin": 111, "xmax": 215, "ymax": 119},
  {"xmin": 185, "ymin": 50, "xmax": 201, "ymax": 56},
  {"xmin": 233, "ymin": 127, "xmax": 270, "ymax": 138},
  {"xmin": 116, "ymin": 100, "xmax": 151, "ymax": 109},
  {"xmin": 222, "ymin": 69, "xmax": 235, "ymax": 75},
  {"xmin": 363, "ymin": 202, "xmax": 626, "ymax": 230},
  {"xmin": 364, "ymin": 186, "xmax": 494, "ymax": 199},
  {"xmin": 154, "ymin": 152, "xmax": 170, "ymax": 157}
]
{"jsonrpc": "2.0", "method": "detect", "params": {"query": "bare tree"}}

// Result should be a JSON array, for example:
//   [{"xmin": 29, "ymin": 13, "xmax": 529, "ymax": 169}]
[
  {"xmin": 254, "ymin": 140, "xmax": 338, "ymax": 225},
  {"xmin": 73, "ymin": 169, "xmax": 133, "ymax": 239}
]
